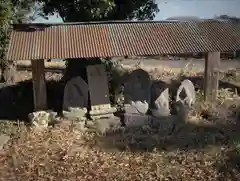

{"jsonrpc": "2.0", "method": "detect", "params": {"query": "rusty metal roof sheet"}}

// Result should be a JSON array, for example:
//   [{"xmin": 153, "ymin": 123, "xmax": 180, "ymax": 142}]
[{"xmin": 6, "ymin": 20, "xmax": 240, "ymax": 60}]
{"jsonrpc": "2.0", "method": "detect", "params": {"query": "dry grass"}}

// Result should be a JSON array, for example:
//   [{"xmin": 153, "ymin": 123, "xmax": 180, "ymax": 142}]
[
  {"xmin": 1, "ymin": 64, "xmax": 240, "ymax": 180},
  {"xmin": 17, "ymin": 60, "xmax": 66, "ymax": 69}
]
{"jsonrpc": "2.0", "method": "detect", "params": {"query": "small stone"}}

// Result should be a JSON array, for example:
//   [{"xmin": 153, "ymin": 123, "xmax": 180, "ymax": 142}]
[
  {"xmin": 0, "ymin": 134, "xmax": 10, "ymax": 150},
  {"xmin": 28, "ymin": 111, "xmax": 50, "ymax": 128}
]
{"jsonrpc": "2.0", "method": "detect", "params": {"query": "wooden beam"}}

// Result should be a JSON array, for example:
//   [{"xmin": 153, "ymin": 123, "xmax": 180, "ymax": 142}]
[
  {"xmin": 203, "ymin": 52, "xmax": 220, "ymax": 101},
  {"xmin": 31, "ymin": 59, "xmax": 47, "ymax": 111}
]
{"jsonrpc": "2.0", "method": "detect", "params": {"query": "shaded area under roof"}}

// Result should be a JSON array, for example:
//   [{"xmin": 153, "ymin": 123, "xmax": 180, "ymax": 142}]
[{"xmin": 6, "ymin": 20, "xmax": 240, "ymax": 61}]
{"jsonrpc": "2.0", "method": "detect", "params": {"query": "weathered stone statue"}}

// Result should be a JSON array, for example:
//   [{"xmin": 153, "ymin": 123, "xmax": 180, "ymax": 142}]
[
  {"xmin": 151, "ymin": 88, "xmax": 170, "ymax": 117},
  {"xmin": 63, "ymin": 76, "xmax": 89, "ymax": 121},
  {"xmin": 176, "ymin": 79, "xmax": 196, "ymax": 108},
  {"xmin": 124, "ymin": 68, "xmax": 151, "ymax": 114}
]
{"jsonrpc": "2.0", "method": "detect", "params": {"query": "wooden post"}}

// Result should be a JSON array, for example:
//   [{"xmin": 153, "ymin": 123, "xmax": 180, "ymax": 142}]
[
  {"xmin": 203, "ymin": 52, "xmax": 220, "ymax": 101},
  {"xmin": 31, "ymin": 59, "xmax": 47, "ymax": 111}
]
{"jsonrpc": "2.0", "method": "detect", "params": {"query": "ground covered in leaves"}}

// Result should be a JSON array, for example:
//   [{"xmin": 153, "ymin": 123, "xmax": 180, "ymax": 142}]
[{"xmin": 1, "ymin": 64, "xmax": 240, "ymax": 180}]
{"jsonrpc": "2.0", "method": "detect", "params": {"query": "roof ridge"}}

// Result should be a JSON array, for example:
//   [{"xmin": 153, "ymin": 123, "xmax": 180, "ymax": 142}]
[{"xmin": 12, "ymin": 19, "xmax": 229, "ymax": 26}]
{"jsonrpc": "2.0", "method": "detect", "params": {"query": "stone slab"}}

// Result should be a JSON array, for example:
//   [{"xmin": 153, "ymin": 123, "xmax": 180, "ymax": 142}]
[
  {"xmin": 63, "ymin": 111, "xmax": 87, "ymax": 121},
  {"xmin": 63, "ymin": 76, "xmax": 89, "ymax": 111},
  {"xmin": 124, "ymin": 69, "xmax": 151, "ymax": 114},
  {"xmin": 87, "ymin": 64, "xmax": 111, "ymax": 106},
  {"xmin": 124, "ymin": 68, "xmax": 151, "ymax": 104}
]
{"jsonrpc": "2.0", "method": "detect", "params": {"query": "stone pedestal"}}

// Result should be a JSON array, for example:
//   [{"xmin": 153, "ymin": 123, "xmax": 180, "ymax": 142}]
[
  {"xmin": 63, "ymin": 108, "xmax": 87, "ymax": 122},
  {"xmin": 89, "ymin": 104, "xmax": 117, "ymax": 120}
]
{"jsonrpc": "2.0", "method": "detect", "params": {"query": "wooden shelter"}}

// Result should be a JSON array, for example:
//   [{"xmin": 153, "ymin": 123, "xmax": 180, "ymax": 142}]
[{"xmin": 6, "ymin": 20, "xmax": 240, "ymax": 111}]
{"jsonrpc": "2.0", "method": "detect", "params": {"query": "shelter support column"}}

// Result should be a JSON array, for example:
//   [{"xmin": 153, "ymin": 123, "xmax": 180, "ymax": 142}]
[
  {"xmin": 31, "ymin": 59, "xmax": 47, "ymax": 111},
  {"xmin": 203, "ymin": 52, "xmax": 220, "ymax": 101}
]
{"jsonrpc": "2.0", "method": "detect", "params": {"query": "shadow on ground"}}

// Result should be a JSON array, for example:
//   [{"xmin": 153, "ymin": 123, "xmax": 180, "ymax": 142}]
[
  {"xmin": 92, "ymin": 75, "xmax": 240, "ymax": 180},
  {"xmin": 93, "ymin": 74, "xmax": 240, "ymax": 152},
  {"xmin": 93, "ymin": 114, "xmax": 240, "ymax": 180},
  {"xmin": 0, "ymin": 79, "xmax": 64, "ymax": 121},
  {"xmin": 215, "ymin": 147, "xmax": 240, "ymax": 181}
]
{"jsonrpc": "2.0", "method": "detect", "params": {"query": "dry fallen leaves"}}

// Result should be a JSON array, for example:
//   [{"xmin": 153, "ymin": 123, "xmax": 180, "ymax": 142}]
[{"xmin": 1, "ymin": 62, "xmax": 240, "ymax": 180}]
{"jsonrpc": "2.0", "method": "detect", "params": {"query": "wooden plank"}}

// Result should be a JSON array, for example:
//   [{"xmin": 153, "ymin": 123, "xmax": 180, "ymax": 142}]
[
  {"xmin": 31, "ymin": 59, "xmax": 47, "ymax": 111},
  {"xmin": 203, "ymin": 52, "xmax": 220, "ymax": 101}
]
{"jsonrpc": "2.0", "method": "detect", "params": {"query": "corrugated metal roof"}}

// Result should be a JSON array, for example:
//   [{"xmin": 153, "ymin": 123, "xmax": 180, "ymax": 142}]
[{"xmin": 6, "ymin": 20, "xmax": 240, "ymax": 60}]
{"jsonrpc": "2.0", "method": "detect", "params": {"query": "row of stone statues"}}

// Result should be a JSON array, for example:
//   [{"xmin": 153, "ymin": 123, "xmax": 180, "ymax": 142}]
[
  {"xmin": 29, "ymin": 64, "xmax": 196, "ymax": 131},
  {"xmin": 63, "ymin": 66, "xmax": 196, "ymax": 123},
  {"xmin": 124, "ymin": 69, "xmax": 196, "ymax": 115}
]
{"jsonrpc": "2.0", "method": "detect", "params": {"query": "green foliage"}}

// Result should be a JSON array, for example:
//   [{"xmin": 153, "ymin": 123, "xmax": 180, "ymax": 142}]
[
  {"xmin": 0, "ymin": 0, "xmax": 34, "ymax": 81},
  {"xmin": 11, "ymin": 0, "xmax": 36, "ymax": 23},
  {"xmin": 217, "ymin": 15, "xmax": 240, "ymax": 22},
  {"xmin": 0, "ymin": 0, "xmax": 12, "ymax": 61},
  {"xmin": 37, "ymin": 0, "xmax": 159, "ymax": 21}
]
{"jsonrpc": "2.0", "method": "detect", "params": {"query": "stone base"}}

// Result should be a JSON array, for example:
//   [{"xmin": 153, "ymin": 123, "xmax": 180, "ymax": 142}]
[
  {"xmin": 63, "ymin": 111, "xmax": 87, "ymax": 122},
  {"xmin": 68, "ymin": 107, "xmax": 87, "ymax": 113},
  {"xmin": 89, "ymin": 107, "xmax": 117, "ymax": 120},
  {"xmin": 123, "ymin": 113, "xmax": 152, "ymax": 127},
  {"xmin": 90, "ymin": 113, "xmax": 115, "ymax": 120}
]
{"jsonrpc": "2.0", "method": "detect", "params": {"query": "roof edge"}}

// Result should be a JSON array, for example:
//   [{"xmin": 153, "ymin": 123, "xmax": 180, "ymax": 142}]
[{"xmin": 12, "ymin": 19, "xmax": 229, "ymax": 26}]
